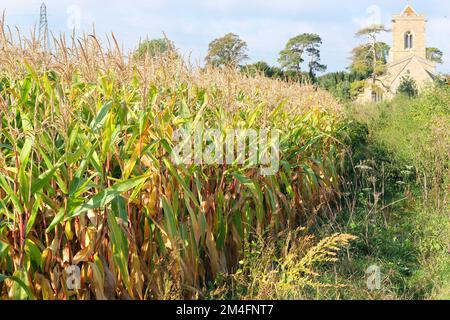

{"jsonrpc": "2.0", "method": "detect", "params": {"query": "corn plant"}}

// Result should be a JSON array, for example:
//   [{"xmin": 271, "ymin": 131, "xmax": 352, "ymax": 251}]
[{"xmin": 0, "ymin": 21, "xmax": 352, "ymax": 299}]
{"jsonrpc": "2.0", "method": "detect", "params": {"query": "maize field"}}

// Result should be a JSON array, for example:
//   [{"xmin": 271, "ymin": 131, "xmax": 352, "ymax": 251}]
[{"xmin": 0, "ymin": 23, "xmax": 353, "ymax": 299}]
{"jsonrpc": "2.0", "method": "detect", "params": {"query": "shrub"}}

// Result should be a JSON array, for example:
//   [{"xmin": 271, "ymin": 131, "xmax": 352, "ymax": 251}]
[
  {"xmin": 397, "ymin": 75, "xmax": 418, "ymax": 98},
  {"xmin": 350, "ymin": 80, "xmax": 367, "ymax": 98}
]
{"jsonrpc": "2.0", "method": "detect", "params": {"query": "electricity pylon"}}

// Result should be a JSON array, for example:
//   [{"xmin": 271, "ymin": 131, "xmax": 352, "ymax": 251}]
[{"xmin": 38, "ymin": 2, "xmax": 49, "ymax": 49}]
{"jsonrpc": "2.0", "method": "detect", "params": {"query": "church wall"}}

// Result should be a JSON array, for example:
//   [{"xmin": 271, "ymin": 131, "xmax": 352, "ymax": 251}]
[
  {"xmin": 389, "ymin": 60, "xmax": 435, "ymax": 92},
  {"xmin": 391, "ymin": 16, "xmax": 427, "ymax": 61}
]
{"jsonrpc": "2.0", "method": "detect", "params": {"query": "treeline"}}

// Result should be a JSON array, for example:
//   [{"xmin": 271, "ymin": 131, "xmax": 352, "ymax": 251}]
[{"xmin": 135, "ymin": 26, "xmax": 446, "ymax": 102}]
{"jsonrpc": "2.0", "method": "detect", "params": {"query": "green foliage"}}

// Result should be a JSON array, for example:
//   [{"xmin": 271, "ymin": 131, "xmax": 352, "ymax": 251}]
[
  {"xmin": 1, "ymin": 18, "xmax": 448, "ymax": 301},
  {"xmin": 426, "ymin": 47, "xmax": 444, "ymax": 64},
  {"xmin": 278, "ymin": 33, "xmax": 326, "ymax": 77},
  {"xmin": 314, "ymin": 86, "xmax": 450, "ymax": 299},
  {"xmin": 242, "ymin": 61, "xmax": 311, "ymax": 83},
  {"xmin": 350, "ymin": 42, "xmax": 390, "ymax": 78},
  {"xmin": 397, "ymin": 75, "xmax": 418, "ymax": 98},
  {"xmin": 134, "ymin": 38, "xmax": 175, "ymax": 58},
  {"xmin": 317, "ymin": 71, "xmax": 365, "ymax": 101},
  {"xmin": 333, "ymin": 81, "xmax": 352, "ymax": 101},
  {"xmin": 445, "ymin": 74, "xmax": 450, "ymax": 86},
  {"xmin": 355, "ymin": 24, "xmax": 389, "ymax": 38},
  {"xmin": 349, "ymin": 80, "xmax": 367, "ymax": 99},
  {"xmin": 354, "ymin": 24, "xmax": 389, "ymax": 84},
  {"xmin": 205, "ymin": 33, "xmax": 249, "ymax": 68},
  {"xmin": 319, "ymin": 31, "xmax": 389, "ymax": 101},
  {"xmin": 242, "ymin": 61, "xmax": 283, "ymax": 78}
]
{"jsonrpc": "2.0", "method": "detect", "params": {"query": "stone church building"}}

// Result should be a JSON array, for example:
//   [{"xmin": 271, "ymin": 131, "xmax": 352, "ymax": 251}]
[{"xmin": 357, "ymin": 5, "xmax": 437, "ymax": 103}]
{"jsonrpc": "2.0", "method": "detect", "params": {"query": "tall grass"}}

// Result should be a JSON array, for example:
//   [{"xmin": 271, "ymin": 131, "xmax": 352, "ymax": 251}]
[
  {"xmin": 348, "ymin": 87, "xmax": 449, "ymax": 210},
  {"xmin": 319, "ymin": 87, "xmax": 450, "ymax": 300},
  {"xmin": 0, "ymin": 21, "xmax": 353, "ymax": 300}
]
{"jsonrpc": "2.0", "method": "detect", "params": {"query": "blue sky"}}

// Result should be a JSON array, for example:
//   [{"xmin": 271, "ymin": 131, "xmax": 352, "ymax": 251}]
[{"xmin": 1, "ymin": 0, "xmax": 449, "ymax": 73}]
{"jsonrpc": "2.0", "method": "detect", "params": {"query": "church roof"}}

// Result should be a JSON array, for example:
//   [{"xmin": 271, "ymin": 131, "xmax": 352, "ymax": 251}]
[
  {"xmin": 393, "ymin": 5, "xmax": 425, "ymax": 20},
  {"xmin": 402, "ymin": 6, "xmax": 417, "ymax": 16},
  {"xmin": 382, "ymin": 55, "xmax": 435, "ymax": 90},
  {"xmin": 388, "ymin": 54, "xmax": 435, "ymax": 69}
]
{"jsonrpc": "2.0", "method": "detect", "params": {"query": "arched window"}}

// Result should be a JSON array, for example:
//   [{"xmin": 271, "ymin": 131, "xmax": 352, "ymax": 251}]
[
  {"xmin": 404, "ymin": 31, "xmax": 413, "ymax": 49},
  {"xmin": 371, "ymin": 91, "xmax": 382, "ymax": 102}
]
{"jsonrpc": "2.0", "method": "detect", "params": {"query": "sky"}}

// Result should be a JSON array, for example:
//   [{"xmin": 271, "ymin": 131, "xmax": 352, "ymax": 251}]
[{"xmin": 1, "ymin": 0, "xmax": 449, "ymax": 73}]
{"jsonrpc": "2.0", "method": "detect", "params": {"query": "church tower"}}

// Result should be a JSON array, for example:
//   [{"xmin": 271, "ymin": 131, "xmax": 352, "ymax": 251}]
[
  {"xmin": 357, "ymin": 5, "xmax": 436, "ymax": 103},
  {"xmin": 390, "ymin": 5, "xmax": 427, "ymax": 62}
]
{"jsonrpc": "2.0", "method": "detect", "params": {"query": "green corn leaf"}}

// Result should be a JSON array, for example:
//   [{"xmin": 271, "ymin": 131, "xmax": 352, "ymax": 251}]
[
  {"xmin": 31, "ymin": 163, "xmax": 62, "ymax": 195},
  {"xmin": 25, "ymin": 239, "xmax": 42, "ymax": 267},
  {"xmin": 26, "ymin": 195, "xmax": 42, "ymax": 236},
  {"xmin": 0, "ymin": 241, "xmax": 9, "ymax": 258},
  {"xmin": 91, "ymin": 101, "xmax": 113, "ymax": 132},
  {"xmin": 64, "ymin": 174, "xmax": 149, "ymax": 222},
  {"xmin": 0, "ymin": 174, "xmax": 23, "ymax": 214},
  {"xmin": 45, "ymin": 207, "xmax": 65, "ymax": 233},
  {"xmin": 0, "ymin": 273, "xmax": 34, "ymax": 300},
  {"xmin": 107, "ymin": 199, "xmax": 131, "ymax": 295},
  {"xmin": 162, "ymin": 195, "xmax": 178, "ymax": 242},
  {"xmin": 163, "ymin": 159, "xmax": 199, "ymax": 207}
]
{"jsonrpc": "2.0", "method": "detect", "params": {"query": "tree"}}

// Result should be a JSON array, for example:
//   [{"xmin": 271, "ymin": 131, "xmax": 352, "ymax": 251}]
[
  {"xmin": 355, "ymin": 24, "xmax": 389, "ymax": 84},
  {"xmin": 317, "ymin": 71, "xmax": 367, "ymax": 101},
  {"xmin": 350, "ymin": 80, "xmax": 367, "ymax": 99},
  {"xmin": 243, "ymin": 61, "xmax": 271, "ymax": 76},
  {"xmin": 334, "ymin": 80, "xmax": 352, "ymax": 101},
  {"xmin": 426, "ymin": 47, "xmax": 444, "ymax": 64},
  {"xmin": 278, "ymin": 33, "xmax": 326, "ymax": 77},
  {"xmin": 397, "ymin": 74, "xmax": 418, "ymax": 98},
  {"xmin": 135, "ymin": 38, "xmax": 175, "ymax": 59},
  {"xmin": 350, "ymin": 42, "xmax": 390, "ymax": 78},
  {"xmin": 242, "ymin": 61, "xmax": 309, "ymax": 82},
  {"xmin": 306, "ymin": 44, "xmax": 327, "ymax": 79},
  {"xmin": 243, "ymin": 61, "xmax": 283, "ymax": 78},
  {"xmin": 205, "ymin": 33, "xmax": 249, "ymax": 68}
]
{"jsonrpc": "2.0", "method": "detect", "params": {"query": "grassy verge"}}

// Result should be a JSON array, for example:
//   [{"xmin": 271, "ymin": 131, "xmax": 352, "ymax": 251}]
[
  {"xmin": 316, "ymin": 87, "xmax": 449, "ymax": 299},
  {"xmin": 340, "ymin": 87, "xmax": 449, "ymax": 299}
]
